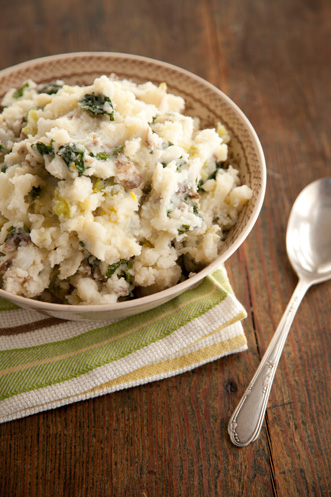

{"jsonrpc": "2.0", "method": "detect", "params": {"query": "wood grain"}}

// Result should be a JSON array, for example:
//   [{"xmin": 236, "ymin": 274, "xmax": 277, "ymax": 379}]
[{"xmin": 0, "ymin": 0, "xmax": 330, "ymax": 495}]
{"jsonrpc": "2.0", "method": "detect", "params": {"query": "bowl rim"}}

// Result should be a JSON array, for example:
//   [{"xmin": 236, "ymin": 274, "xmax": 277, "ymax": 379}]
[{"xmin": 0, "ymin": 51, "xmax": 266, "ymax": 314}]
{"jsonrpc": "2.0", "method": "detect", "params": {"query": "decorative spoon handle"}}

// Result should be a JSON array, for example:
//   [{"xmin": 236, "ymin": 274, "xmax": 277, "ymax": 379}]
[{"xmin": 228, "ymin": 278, "xmax": 309, "ymax": 447}]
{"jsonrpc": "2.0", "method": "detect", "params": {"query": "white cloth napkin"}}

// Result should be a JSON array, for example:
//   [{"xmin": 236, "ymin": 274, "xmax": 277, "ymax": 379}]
[{"xmin": 0, "ymin": 267, "xmax": 248, "ymax": 423}]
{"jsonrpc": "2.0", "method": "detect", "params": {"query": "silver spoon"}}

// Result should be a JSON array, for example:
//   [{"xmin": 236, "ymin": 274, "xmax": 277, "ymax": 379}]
[{"xmin": 228, "ymin": 177, "xmax": 331, "ymax": 447}]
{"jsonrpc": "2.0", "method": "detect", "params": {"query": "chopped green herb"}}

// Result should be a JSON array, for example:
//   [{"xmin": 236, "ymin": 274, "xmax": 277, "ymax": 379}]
[
  {"xmin": 34, "ymin": 140, "xmax": 55, "ymax": 157},
  {"xmin": 1, "ymin": 166, "xmax": 7, "ymax": 173},
  {"xmin": 123, "ymin": 291, "xmax": 134, "ymax": 300},
  {"xmin": 106, "ymin": 261, "xmax": 121, "ymax": 277},
  {"xmin": 106, "ymin": 259, "xmax": 130, "ymax": 278},
  {"xmin": 95, "ymin": 152, "xmax": 110, "ymax": 161},
  {"xmin": 86, "ymin": 255, "xmax": 99, "ymax": 272},
  {"xmin": 79, "ymin": 93, "xmax": 114, "ymax": 120},
  {"xmin": 93, "ymin": 178, "xmax": 105, "ymax": 193},
  {"xmin": 161, "ymin": 162, "xmax": 167, "ymax": 168},
  {"xmin": 4, "ymin": 226, "xmax": 15, "ymax": 241},
  {"xmin": 111, "ymin": 144, "xmax": 124, "ymax": 155},
  {"xmin": 197, "ymin": 161, "xmax": 225, "ymax": 191},
  {"xmin": 38, "ymin": 83, "xmax": 63, "ymax": 95},
  {"xmin": 90, "ymin": 145, "xmax": 124, "ymax": 161},
  {"xmin": 121, "ymin": 270, "xmax": 133, "ymax": 285},
  {"xmin": 79, "ymin": 241, "xmax": 86, "ymax": 247},
  {"xmin": 13, "ymin": 82, "xmax": 29, "ymax": 99},
  {"xmin": 149, "ymin": 115, "xmax": 158, "ymax": 125},
  {"xmin": 181, "ymin": 193, "xmax": 201, "ymax": 218},
  {"xmin": 166, "ymin": 200, "xmax": 174, "ymax": 217},
  {"xmin": 0, "ymin": 144, "xmax": 5, "ymax": 165},
  {"xmin": 192, "ymin": 204, "xmax": 199, "ymax": 215},
  {"xmin": 178, "ymin": 224, "xmax": 191, "ymax": 235},
  {"xmin": 197, "ymin": 181, "xmax": 204, "ymax": 192},
  {"xmin": 162, "ymin": 140, "xmax": 174, "ymax": 149},
  {"xmin": 57, "ymin": 143, "xmax": 85, "ymax": 176},
  {"xmin": 208, "ymin": 161, "xmax": 224, "ymax": 181},
  {"xmin": 4, "ymin": 226, "xmax": 29, "ymax": 243},
  {"xmin": 118, "ymin": 259, "xmax": 133, "ymax": 284},
  {"xmin": 176, "ymin": 158, "xmax": 187, "ymax": 171}
]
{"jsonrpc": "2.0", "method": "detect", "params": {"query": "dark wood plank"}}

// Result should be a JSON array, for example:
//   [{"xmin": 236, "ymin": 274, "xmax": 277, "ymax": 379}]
[
  {"xmin": 214, "ymin": 0, "xmax": 331, "ymax": 495},
  {"xmin": 0, "ymin": 0, "xmax": 330, "ymax": 496}
]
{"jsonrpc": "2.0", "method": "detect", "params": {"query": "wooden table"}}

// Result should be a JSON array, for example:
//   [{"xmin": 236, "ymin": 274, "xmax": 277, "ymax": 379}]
[{"xmin": 0, "ymin": 0, "xmax": 330, "ymax": 495}]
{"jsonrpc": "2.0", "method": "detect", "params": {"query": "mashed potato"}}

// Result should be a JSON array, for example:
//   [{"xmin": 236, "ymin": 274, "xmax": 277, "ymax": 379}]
[{"xmin": 0, "ymin": 76, "xmax": 252, "ymax": 304}]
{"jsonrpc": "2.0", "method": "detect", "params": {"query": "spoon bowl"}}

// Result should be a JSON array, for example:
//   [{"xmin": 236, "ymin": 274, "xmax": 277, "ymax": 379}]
[
  {"xmin": 287, "ymin": 177, "xmax": 331, "ymax": 284},
  {"xmin": 228, "ymin": 177, "xmax": 331, "ymax": 447}
]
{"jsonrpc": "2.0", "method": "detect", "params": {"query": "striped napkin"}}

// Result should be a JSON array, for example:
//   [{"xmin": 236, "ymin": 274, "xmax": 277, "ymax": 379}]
[{"xmin": 0, "ymin": 266, "xmax": 248, "ymax": 423}]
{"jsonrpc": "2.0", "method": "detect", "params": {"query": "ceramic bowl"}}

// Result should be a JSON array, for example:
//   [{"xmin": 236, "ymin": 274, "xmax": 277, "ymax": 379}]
[{"xmin": 0, "ymin": 52, "xmax": 266, "ymax": 320}]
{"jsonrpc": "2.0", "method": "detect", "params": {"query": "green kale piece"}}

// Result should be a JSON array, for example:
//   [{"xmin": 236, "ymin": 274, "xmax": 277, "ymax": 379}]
[
  {"xmin": 110, "ymin": 144, "xmax": 125, "ymax": 156},
  {"xmin": 192, "ymin": 204, "xmax": 199, "ymax": 215},
  {"xmin": 106, "ymin": 259, "xmax": 130, "ymax": 278},
  {"xmin": 167, "ymin": 200, "xmax": 174, "ymax": 217},
  {"xmin": 4, "ymin": 226, "xmax": 30, "ymax": 244},
  {"xmin": 208, "ymin": 161, "xmax": 224, "ymax": 181},
  {"xmin": 13, "ymin": 82, "xmax": 29, "ymax": 99},
  {"xmin": 197, "ymin": 161, "xmax": 224, "ymax": 191},
  {"xmin": 4, "ymin": 226, "xmax": 15, "ymax": 241},
  {"xmin": 118, "ymin": 259, "xmax": 134, "ymax": 284},
  {"xmin": 95, "ymin": 152, "xmax": 109, "ymax": 161},
  {"xmin": 79, "ymin": 93, "xmax": 114, "ymax": 120},
  {"xmin": 38, "ymin": 83, "xmax": 63, "ymax": 95},
  {"xmin": 0, "ymin": 144, "xmax": 4, "ymax": 165},
  {"xmin": 161, "ymin": 140, "xmax": 174, "ymax": 149},
  {"xmin": 178, "ymin": 224, "xmax": 190, "ymax": 235},
  {"xmin": 176, "ymin": 158, "xmax": 187, "ymax": 171},
  {"xmin": 34, "ymin": 140, "xmax": 55, "ymax": 157},
  {"xmin": 149, "ymin": 115, "xmax": 158, "ymax": 125},
  {"xmin": 197, "ymin": 179, "xmax": 204, "ymax": 191},
  {"xmin": 92, "ymin": 145, "xmax": 124, "ymax": 161},
  {"xmin": 57, "ymin": 144, "xmax": 85, "ymax": 176}
]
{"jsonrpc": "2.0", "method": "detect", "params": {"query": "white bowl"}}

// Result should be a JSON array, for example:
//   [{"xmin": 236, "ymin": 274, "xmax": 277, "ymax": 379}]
[{"xmin": 0, "ymin": 52, "xmax": 266, "ymax": 320}]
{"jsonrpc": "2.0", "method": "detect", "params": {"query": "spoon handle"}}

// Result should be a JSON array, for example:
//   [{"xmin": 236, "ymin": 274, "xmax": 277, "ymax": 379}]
[{"xmin": 228, "ymin": 278, "xmax": 309, "ymax": 447}]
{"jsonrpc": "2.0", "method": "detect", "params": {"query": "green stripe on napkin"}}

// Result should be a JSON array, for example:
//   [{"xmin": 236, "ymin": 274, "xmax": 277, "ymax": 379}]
[{"xmin": 0, "ymin": 266, "xmax": 248, "ymax": 422}]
